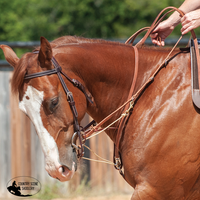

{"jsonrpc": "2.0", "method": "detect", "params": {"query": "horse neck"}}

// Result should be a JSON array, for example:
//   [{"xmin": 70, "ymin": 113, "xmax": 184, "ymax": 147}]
[
  {"xmin": 57, "ymin": 44, "xmax": 177, "ymax": 142},
  {"xmin": 79, "ymin": 43, "xmax": 137, "ymax": 121},
  {"xmin": 135, "ymin": 47, "xmax": 173, "ymax": 91},
  {"xmin": 56, "ymin": 43, "xmax": 136, "ymax": 127}
]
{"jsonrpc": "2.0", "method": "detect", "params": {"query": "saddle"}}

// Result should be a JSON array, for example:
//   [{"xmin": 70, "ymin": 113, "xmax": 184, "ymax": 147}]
[{"xmin": 190, "ymin": 39, "xmax": 200, "ymax": 108}]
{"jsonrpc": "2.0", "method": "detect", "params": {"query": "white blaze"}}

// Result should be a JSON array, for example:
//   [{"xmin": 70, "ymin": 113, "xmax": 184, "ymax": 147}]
[{"xmin": 19, "ymin": 86, "xmax": 61, "ymax": 177}]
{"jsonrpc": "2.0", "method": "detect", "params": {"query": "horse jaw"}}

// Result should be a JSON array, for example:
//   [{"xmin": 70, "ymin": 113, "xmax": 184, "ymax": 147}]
[
  {"xmin": 0, "ymin": 45, "xmax": 19, "ymax": 68},
  {"xmin": 19, "ymin": 85, "xmax": 75, "ymax": 182}
]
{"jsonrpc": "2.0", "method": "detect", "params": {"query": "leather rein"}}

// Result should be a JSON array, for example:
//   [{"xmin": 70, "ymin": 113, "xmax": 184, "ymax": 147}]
[
  {"xmin": 23, "ymin": 7, "xmax": 200, "ymax": 176},
  {"xmin": 81, "ymin": 6, "xmax": 200, "ymax": 175}
]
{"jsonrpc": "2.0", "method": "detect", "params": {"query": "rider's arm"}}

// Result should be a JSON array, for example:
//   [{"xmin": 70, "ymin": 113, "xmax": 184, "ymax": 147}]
[
  {"xmin": 151, "ymin": 0, "xmax": 200, "ymax": 46},
  {"xmin": 168, "ymin": 0, "xmax": 200, "ymax": 28}
]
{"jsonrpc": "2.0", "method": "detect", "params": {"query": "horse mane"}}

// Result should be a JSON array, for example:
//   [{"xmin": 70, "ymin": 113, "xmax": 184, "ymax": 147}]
[
  {"xmin": 34, "ymin": 35, "xmax": 126, "ymax": 51},
  {"xmin": 12, "ymin": 35, "xmax": 182, "ymax": 95}
]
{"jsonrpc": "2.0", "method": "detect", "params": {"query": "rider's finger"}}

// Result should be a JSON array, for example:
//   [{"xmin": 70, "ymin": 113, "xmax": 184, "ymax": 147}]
[
  {"xmin": 181, "ymin": 26, "xmax": 191, "ymax": 35},
  {"xmin": 150, "ymin": 33, "xmax": 158, "ymax": 39},
  {"xmin": 161, "ymin": 39, "xmax": 165, "ymax": 46}
]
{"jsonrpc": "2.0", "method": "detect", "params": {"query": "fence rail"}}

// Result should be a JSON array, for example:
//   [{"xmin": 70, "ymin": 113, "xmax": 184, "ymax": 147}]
[
  {"xmin": 0, "ymin": 41, "xmax": 40, "ymax": 49},
  {"xmin": 0, "ymin": 37, "xmax": 190, "ymax": 69}
]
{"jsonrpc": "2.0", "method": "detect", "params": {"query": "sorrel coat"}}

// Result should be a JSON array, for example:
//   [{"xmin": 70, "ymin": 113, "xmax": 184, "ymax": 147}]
[{"xmin": 1, "ymin": 36, "xmax": 200, "ymax": 199}]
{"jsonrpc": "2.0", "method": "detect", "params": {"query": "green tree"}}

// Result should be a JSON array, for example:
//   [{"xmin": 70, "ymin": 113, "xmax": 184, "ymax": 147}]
[{"xmin": 0, "ymin": 0, "xmax": 197, "ymax": 43}]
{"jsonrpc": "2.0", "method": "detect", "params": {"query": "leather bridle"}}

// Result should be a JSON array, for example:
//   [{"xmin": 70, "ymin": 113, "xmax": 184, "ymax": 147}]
[
  {"xmin": 24, "ymin": 51, "xmax": 93, "ymax": 158},
  {"xmin": 23, "ymin": 6, "xmax": 200, "ymax": 177}
]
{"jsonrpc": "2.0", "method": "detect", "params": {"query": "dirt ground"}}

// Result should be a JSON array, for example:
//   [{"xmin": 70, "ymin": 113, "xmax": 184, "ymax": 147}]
[
  {"xmin": 18, "ymin": 194, "xmax": 132, "ymax": 200},
  {"xmin": 54, "ymin": 195, "xmax": 132, "ymax": 200}
]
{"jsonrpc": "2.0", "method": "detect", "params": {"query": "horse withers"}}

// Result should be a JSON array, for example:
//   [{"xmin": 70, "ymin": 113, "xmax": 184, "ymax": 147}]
[{"xmin": 1, "ymin": 36, "xmax": 200, "ymax": 199}]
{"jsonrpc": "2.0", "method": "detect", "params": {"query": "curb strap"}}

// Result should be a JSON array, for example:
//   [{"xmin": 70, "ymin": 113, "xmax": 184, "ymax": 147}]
[{"xmin": 81, "ymin": 120, "xmax": 96, "ymax": 132}]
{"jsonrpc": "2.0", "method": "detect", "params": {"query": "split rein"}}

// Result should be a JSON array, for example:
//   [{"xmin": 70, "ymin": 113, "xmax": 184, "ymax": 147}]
[
  {"xmin": 80, "ymin": 6, "xmax": 200, "ymax": 170},
  {"xmin": 82, "ymin": 6, "xmax": 200, "ymax": 168},
  {"xmin": 23, "ymin": 6, "xmax": 200, "ymax": 171}
]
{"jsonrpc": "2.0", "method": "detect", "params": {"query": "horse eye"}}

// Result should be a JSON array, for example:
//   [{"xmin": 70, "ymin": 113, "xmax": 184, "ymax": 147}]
[{"xmin": 50, "ymin": 97, "xmax": 59, "ymax": 111}]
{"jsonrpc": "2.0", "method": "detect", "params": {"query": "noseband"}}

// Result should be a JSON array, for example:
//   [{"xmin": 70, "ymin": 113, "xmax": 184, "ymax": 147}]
[{"xmin": 24, "ymin": 51, "xmax": 93, "ymax": 158}]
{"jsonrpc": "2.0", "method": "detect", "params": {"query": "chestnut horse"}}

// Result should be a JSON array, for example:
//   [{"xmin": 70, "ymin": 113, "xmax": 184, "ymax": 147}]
[{"xmin": 1, "ymin": 36, "xmax": 200, "ymax": 199}]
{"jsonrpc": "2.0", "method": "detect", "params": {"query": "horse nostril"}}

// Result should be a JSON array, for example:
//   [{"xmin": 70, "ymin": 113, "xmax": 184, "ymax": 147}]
[
  {"xmin": 61, "ymin": 166, "xmax": 65, "ymax": 173},
  {"xmin": 60, "ymin": 164, "xmax": 71, "ymax": 175}
]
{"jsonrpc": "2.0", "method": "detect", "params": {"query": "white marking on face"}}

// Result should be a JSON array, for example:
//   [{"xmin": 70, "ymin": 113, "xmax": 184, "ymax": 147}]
[{"xmin": 19, "ymin": 85, "xmax": 61, "ymax": 176}]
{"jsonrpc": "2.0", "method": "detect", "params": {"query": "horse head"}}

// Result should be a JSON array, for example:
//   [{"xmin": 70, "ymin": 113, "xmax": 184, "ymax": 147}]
[{"xmin": 0, "ymin": 37, "xmax": 88, "ymax": 182}]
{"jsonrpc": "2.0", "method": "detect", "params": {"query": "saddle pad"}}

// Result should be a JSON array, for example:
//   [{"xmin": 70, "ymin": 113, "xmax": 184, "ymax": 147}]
[{"xmin": 190, "ymin": 39, "xmax": 200, "ymax": 108}]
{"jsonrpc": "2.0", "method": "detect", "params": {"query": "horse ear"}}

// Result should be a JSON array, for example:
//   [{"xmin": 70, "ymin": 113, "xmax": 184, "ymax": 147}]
[
  {"xmin": 38, "ymin": 36, "xmax": 53, "ymax": 69},
  {"xmin": 0, "ymin": 45, "xmax": 19, "ymax": 68}
]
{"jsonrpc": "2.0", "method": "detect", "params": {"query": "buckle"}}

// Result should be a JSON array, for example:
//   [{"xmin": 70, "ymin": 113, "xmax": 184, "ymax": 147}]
[
  {"xmin": 114, "ymin": 157, "xmax": 122, "ymax": 170},
  {"xmin": 67, "ymin": 92, "xmax": 73, "ymax": 100}
]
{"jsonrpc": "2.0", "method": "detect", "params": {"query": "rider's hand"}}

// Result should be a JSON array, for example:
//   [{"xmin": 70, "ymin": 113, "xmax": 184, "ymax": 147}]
[
  {"xmin": 181, "ymin": 9, "xmax": 200, "ymax": 35},
  {"xmin": 150, "ymin": 20, "xmax": 175, "ymax": 46}
]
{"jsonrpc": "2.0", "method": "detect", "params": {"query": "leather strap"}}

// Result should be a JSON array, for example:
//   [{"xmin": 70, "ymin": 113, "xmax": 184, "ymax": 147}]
[
  {"xmin": 125, "ymin": 27, "xmax": 150, "ymax": 45},
  {"xmin": 83, "ymin": 46, "xmax": 139, "ymax": 140},
  {"xmin": 126, "ymin": 6, "xmax": 200, "ymax": 100},
  {"xmin": 114, "ymin": 46, "xmax": 139, "ymax": 170},
  {"xmin": 136, "ymin": 7, "xmax": 176, "ymax": 46},
  {"xmin": 24, "ymin": 53, "xmax": 93, "ymax": 158},
  {"xmin": 25, "ymin": 55, "xmax": 93, "ymax": 104},
  {"xmin": 114, "ymin": 6, "xmax": 200, "ymax": 176}
]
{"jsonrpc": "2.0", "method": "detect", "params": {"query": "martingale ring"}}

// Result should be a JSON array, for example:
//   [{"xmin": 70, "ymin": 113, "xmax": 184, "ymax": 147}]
[
  {"xmin": 71, "ymin": 132, "xmax": 79, "ymax": 150},
  {"xmin": 71, "ymin": 131, "xmax": 85, "ymax": 158}
]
